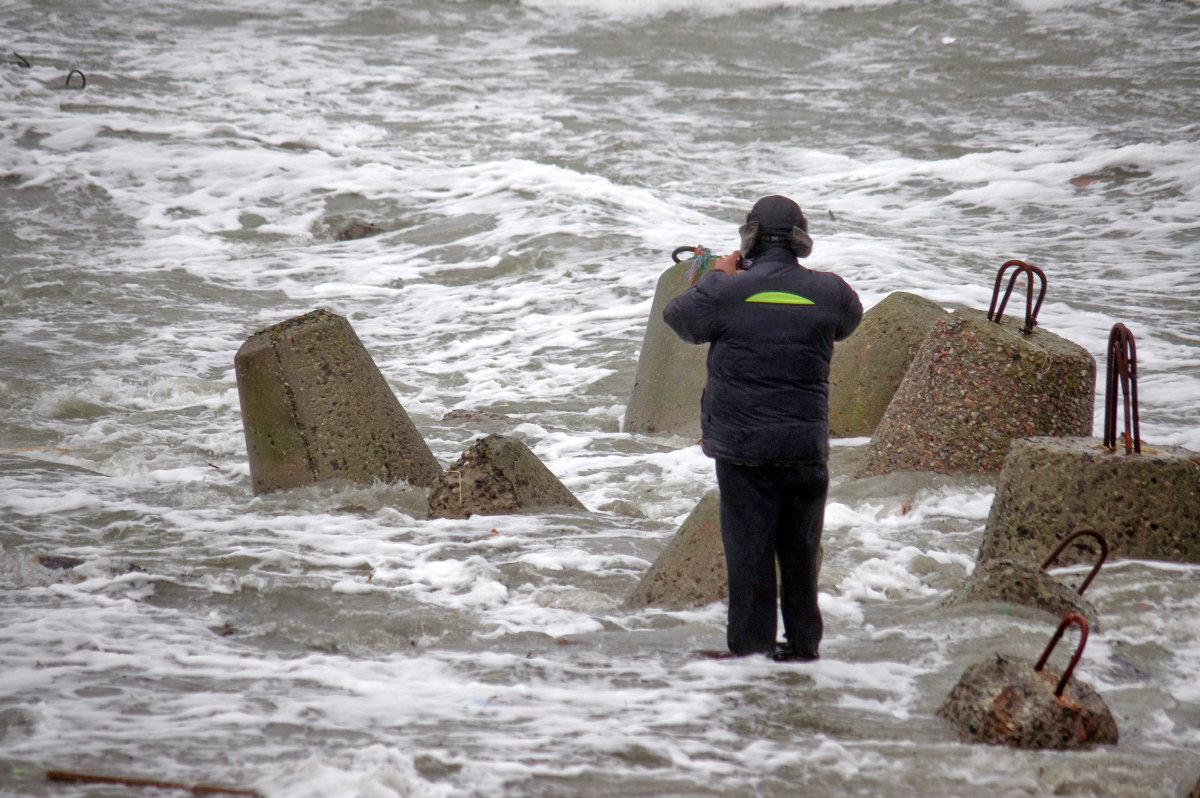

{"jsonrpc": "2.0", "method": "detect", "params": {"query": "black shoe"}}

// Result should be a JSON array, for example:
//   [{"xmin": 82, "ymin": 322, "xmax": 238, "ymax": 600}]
[{"xmin": 772, "ymin": 643, "xmax": 819, "ymax": 663}]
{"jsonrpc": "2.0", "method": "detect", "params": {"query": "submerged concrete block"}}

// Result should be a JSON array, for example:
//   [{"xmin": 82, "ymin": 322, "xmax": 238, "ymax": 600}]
[
  {"xmin": 856, "ymin": 309, "xmax": 1095, "ymax": 477},
  {"xmin": 622, "ymin": 490, "xmax": 824, "ymax": 610},
  {"xmin": 623, "ymin": 259, "xmax": 708, "ymax": 438},
  {"xmin": 979, "ymin": 436, "xmax": 1200, "ymax": 566},
  {"xmin": 426, "ymin": 433, "xmax": 585, "ymax": 520},
  {"xmin": 942, "ymin": 558, "xmax": 1100, "ymax": 628},
  {"xmin": 235, "ymin": 308, "xmax": 442, "ymax": 495},
  {"xmin": 622, "ymin": 490, "xmax": 725, "ymax": 610},
  {"xmin": 938, "ymin": 653, "xmax": 1118, "ymax": 749},
  {"xmin": 334, "ymin": 220, "xmax": 383, "ymax": 241},
  {"xmin": 829, "ymin": 291, "xmax": 948, "ymax": 438}
]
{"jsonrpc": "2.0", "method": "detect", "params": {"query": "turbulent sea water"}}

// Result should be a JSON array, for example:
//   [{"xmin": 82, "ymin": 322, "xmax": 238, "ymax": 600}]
[{"xmin": 2, "ymin": 0, "xmax": 1199, "ymax": 795}]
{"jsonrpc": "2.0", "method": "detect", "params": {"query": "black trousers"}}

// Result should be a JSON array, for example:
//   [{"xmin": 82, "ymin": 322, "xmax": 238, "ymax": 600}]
[{"xmin": 714, "ymin": 460, "xmax": 828, "ymax": 656}]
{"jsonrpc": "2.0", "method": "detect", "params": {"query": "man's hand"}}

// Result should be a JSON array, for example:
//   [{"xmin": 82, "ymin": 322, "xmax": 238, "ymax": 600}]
[{"xmin": 714, "ymin": 250, "xmax": 743, "ymax": 274}]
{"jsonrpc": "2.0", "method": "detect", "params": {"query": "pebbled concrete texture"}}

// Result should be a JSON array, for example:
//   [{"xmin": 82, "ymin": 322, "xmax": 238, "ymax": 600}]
[
  {"xmin": 857, "ymin": 308, "xmax": 1095, "ymax": 477},
  {"xmin": 622, "ymin": 490, "xmax": 726, "ymax": 610},
  {"xmin": 235, "ymin": 308, "xmax": 442, "ymax": 495},
  {"xmin": 829, "ymin": 291, "xmax": 948, "ymax": 438},
  {"xmin": 624, "ymin": 258, "xmax": 709, "ymax": 439},
  {"xmin": 942, "ymin": 557, "xmax": 1100, "ymax": 628},
  {"xmin": 427, "ymin": 433, "xmax": 585, "ymax": 520},
  {"xmin": 938, "ymin": 652, "xmax": 1118, "ymax": 749},
  {"xmin": 979, "ymin": 436, "xmax": 1200, "ymax": 566}
]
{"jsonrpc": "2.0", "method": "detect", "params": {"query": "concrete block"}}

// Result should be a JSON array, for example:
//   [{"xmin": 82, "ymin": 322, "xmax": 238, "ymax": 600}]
[
  {"xmin": 829, "ymin": 291, "xmax": 948, "ymax": 438},
  {"xmin": 622, "ymin": 490, "xmax": 725, "ymax": 610},
  {"xmin": 624, "ymin": 259, "xmax": 708, "ymax": 438},
  {"xmin": 942, "ymin": 557, "xmax": 1100, "ymax": 628},
  {"xmin": 235, "ymin": 308, "xmax": 442, "ymax": 494},
  {"xmin": 427, "ymin": 433, "xmax": 585, "ymax": 519},
  {"xmin": 857, "ymin": 309, "xmax": 1095, "ymax": 476},
  {"xmin": 979, "ymin": 436, "xmax": 1200, "ymax": 566},
  {"xmin": 938, "ymin": 652, "xmax": 1117, "ymax": 749}
]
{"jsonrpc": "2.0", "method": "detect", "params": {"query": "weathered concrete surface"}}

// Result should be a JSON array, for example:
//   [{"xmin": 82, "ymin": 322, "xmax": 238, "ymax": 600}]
[
  {"xmin": 938, "ymin": 653, "xmax": 1118, "ymax": 749},
  {"xmin": 856, "ymin": 309, "xmax": 1095, "ymax": 477},
  {"xmin": 427, "ymin": 433, "xmax": 586, "ymax": 520},
  {"xmin": 829, "ymin": 291, "xmax": 948, "ymax": 438},
  {"xmin": 979, "ymin": 436, "xmax": 1200, "ymax": 566},
  {"xmin": 439, "ymin": 408, "xmax": 519, "ymax": 436},
  {"xmin": 235, "ymin": 308, "xmax": 442, "ymax": 495},
  {"xmin": 622, "ymin": 490, "xmax": 725, "ymax": 610},
  {"xmin": 334, "ymin": 220, "xmax": 383, "ymax": 241},
  {"xmin": 623, "ymin": 258, "xmax": 708, "ymax": 438},
  {"xmin": 622, "ymin": 491, "xmax": 821, "ymax": 610},
  {"xmin": 942, "ymin": 558, "xmax": 1100, "ymax": 628}
]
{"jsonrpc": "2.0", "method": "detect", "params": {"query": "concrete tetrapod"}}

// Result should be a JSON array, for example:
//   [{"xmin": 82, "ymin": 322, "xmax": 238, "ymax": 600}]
[
  {"xmin": 979, "ymin": 436, "xmax": 1200, "ymax": 566},
  {"xmin": 623, "ymin": 257, "xmax": 928, "ymax": 443},
  {"xmin": 234, "ymin": 308, "xmax": 442, "ymax": 495},
  {"xmin": 941, "ymin": 558, "xmax": 1100, "ymax": 629},
  {"xmin": 938, "ymin": 616, "xmax": 1117, "ymax": 750},
  {"xmin": 622, "ymin": 491, "xmax": 821, "ymax": 611},
  {"xmin": 938, "ymin": 652, "xmax": 1118, "ymax": 749},
  {"xmin": 623, "ymin": 257, "xmax": 708, "ymax": 439},
  {"xmin": 857, "ymin": 308, "xmax": 1095, "ymax": 477},
  {"xmin": 828, "ymin": 291, "xmax": 948, "ymax": 438},
  {"xmin": 427, "ymin": 434, "xmax": 586, "ymax": 520},
  {"xmin": 623, "ymin": 491, "xmax": 726, "ymax": 610}
]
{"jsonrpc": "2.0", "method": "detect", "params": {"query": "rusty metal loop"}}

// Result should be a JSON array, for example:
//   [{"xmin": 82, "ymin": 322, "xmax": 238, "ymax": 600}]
[
  {"xmin": 64, "ymin": 69, "xmax": 86, "ymax": 89},
  {"xmin": 987, "ymin": 259, "xmax": 1047, "ymax": 335},
  {"xmin": 1103, "ymin": 323, "xmax": 1141, "ymax": 454},
  {"xmin": 1034, "ymin": 613, "xmax": 1089, "ymax": 698},
  {"xmin": 1041, "ymin": 527, "xmax": 1110, "ymax": 596},
  {"xmin": 13, "ymin": 52, "xmax": 31, "ymax": 69},
  {"xmin": 671, "ymin": 245, "xmax": 700, "ymax": 264}
]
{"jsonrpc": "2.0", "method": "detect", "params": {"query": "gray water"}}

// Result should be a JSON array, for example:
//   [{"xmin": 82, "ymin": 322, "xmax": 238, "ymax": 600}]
[{"xmin": 2, "ymin": 0, "xmax": 1199, "ymax": 795}]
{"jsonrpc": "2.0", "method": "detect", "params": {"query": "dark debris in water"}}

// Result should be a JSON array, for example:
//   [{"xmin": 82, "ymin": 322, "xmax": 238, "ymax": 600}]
[
  {"xmin": 333, "ymin": 220, "xmax": 384, "ymax": 241},
  {"xmin": 33, "ymin": 554, "xmax": 85, "ymax": 570},
  {"xmin": 1070, "ymin": 164, "xmax": 1152, "ymax": 188}
]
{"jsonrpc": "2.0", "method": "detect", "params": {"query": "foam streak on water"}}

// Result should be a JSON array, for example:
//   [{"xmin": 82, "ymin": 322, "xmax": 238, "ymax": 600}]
[{"xmin": 2, "ymin": 0, "xmax": 1199, "ymax": 795}]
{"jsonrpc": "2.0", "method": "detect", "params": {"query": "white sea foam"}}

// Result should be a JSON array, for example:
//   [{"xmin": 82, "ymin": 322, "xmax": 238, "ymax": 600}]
[
  {"xmin": 523, "ymin": 0, "xmax": 925, "ymax": 18},
  {"xmin": 270, "ymin": 745, "xmax": 455, "ymax": 798},
  {"xmin": 2, "ymin": 0, "xmax": 1198, "ymax": 795}
]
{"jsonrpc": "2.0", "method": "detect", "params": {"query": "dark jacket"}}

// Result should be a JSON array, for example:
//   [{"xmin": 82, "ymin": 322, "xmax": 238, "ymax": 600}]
[{"xmin": 663, "ymin": 247, "xmax": 862, "ymax": 465}]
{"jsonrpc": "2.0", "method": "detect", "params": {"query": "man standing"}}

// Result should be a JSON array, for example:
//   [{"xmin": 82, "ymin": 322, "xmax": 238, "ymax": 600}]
[{"xmin": 663, "ymin": 195, "xmax": 862, "ymax": 661}]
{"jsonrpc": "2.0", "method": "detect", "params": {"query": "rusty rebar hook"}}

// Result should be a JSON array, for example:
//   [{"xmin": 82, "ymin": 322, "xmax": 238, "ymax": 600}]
[
  {"xmin": 1103, "ymin": 323, "xmax": 1140, "ymax": 454},
  {"xmin": 1034, "ymin": 613, "xmax": 1089, "ymax": 698},
  {"xmin": 987, "ymin": 259, "xmax": 1047, "ymax": 335},
  {"xmin": 671, "ymin": 245, "xmax": 702, "ymax": 263},
  {"xmin": 1041, "ymin": 527, "xmax": 1109, "ymax": 596},
  {"xmin": 64, "ymin": 69, "xmax": 86, "ymax": 89}
]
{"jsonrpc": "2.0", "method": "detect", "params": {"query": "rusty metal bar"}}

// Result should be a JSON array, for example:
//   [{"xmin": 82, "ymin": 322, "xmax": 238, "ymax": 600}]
[
  {"xmin": 671, "ymin": 245, "xmax": 700, "ymax": 264},
  {"xmin": 987, "ymin": 259, "xmax": 1047, "ymax": 335},
  {"xmin": 1041, "ymin": 527, "xmax": 1109, "ymax": 596},
  {"xmin": 46, "ymin": 769, "xmax": 260, "ymax": 796},
  {"xmin": 672, "ymin": 245, "xmax": 718, "ymax": 285},
  {"xmin": 1034, "ymin": 613, "xmax": 1089, "ymax": 698},
  {"xmin": 1103, "ymin": 323, "xmax": 1141, "ymax": 454}
]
